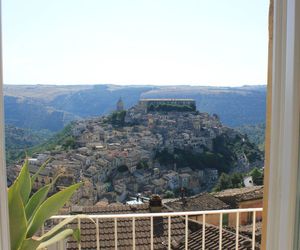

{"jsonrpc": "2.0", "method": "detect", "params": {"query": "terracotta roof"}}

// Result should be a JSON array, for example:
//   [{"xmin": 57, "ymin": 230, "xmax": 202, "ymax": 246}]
[
  {"xmin": 164, "ymin": 193, "xmax": 230, "ymax": 212},
  {"xmin": 238, "ymin": 222, "xmax": 262, "ymax": 245},
  {"xmin": 213, "ymin": 186, "xmax": 264, "ymax": 208},
  {"xmin": 67, "ymin": 204, "xmax": 255, "ymax": 250},
  {"xmin": 177, "ymin": 220, "xmax": 258, "ymax": 250},
  {"xmin": 67, "ymin": 204, "xmax": 189, "ymax": 250}
]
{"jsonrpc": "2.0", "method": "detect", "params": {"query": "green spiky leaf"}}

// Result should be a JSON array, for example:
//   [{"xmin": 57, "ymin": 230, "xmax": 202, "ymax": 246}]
[
  {"xmin": 38, "ymin": 215, "xmax": 93, "ymax": 243},
  {"xmin": 8, "ymin": 182, "xmax": 27, "ymax": 250},
  {"xmin": 26, "ymin": 174, "xmax": 61, "ymax": 221},
  {"xmin": 30, "ymin": 158, "xmax": 51, "ymax": 183},
  {"xmin": 27, "ymin": 183, "xmax": 81, "ymax": 237},
  {"xmin": 25, "ymin": 184, "xmax": 51, "ymax": 221},
  {"xmin": 17, "ymin": 159, "xmax": 32, "ymax": 205},
  {"xmin": 72, "ymin": 228, "xmax": 81, "ymax": 243},
  {"xmin": 19, "ymin": 239, "xmax": 40, "ymax": 250},
  {"xmin": 37, "ymin": 229, "xmax": 74, "ymax": 249}
]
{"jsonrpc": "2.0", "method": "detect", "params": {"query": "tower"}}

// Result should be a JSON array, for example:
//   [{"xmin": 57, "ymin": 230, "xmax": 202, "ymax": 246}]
[{"xmin": 116, "ymin": 97, "xmax": 124, "ymax": 111}]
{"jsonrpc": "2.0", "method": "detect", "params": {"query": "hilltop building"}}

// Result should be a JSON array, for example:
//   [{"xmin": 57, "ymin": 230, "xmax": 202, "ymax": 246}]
[
  {"xmin": 125, "ymin": 98, "xmax": 198, "ymax": 124},
  {"xmin": 138, "ymin": 98, "xmax": 196, "ymax": 112}
]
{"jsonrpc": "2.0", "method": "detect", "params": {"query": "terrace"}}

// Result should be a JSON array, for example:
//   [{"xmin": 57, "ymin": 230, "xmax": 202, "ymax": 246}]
[{"xmin": 46, "ymin": 205, "xmax": 262, "ymax": 250}]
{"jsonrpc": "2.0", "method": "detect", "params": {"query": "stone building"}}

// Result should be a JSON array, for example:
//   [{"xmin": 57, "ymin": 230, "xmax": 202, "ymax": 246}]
[{"xmin": 138, "ymin": 98, "xmax": 196, "ymax": 112}]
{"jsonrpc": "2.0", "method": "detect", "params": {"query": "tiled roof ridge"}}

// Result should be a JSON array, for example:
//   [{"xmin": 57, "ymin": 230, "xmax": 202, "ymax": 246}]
[
  {"xmin": 176, "ymin": 218, "xmax": 256, "ymax": 250},
  {"xmin": 82, "ymin": 203, "xmax": 151, "ymax": 214},
  {"xmin": 164, "ymin": 192, "xmax": 224, "ymax": 203},
  {"xmin": 189, "ymin": 217, "xmax": 252, "ymax": 240},
  {"xmin": 163, "ymin": 205, "xmax": 255, "ymax": 248},
  {"xmin": 67, "ymin": 203, "xmax": 257, "ymax": 250},
  {"xmin": 213, "ymin": 185, "xmax": 264, "ymax": 197},
  {"xmin": 164, "ymin": 192, "xmax": 230, "ymax": 211}
]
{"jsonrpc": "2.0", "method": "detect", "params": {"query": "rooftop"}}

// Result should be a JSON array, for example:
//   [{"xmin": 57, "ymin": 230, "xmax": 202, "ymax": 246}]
[
  {"xmin": 140, "ymin": 99, "xmax": 195, "ymax": 102},
  {"xmin": 213, "ymin": 186, "xmax": 264, "ymax": 208},
  {"xmin": 164, "ymin": 193, "xmax": 230, "ymax": 212},
  {"xmin": 67, "ymin": 203, "xmax": 257, "ymax": 250}
]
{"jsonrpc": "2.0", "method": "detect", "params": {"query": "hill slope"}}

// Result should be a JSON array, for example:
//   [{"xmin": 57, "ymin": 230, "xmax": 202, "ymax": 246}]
[
  {"xmin": 236, "ymin": 123, "xmax": 266, "ymax": 151},
  {"xmin": 5, "ymin": 125, "xmax": 53, "ymax": 163},
  {"xmin": 7, "ymin": 105, "xmax": 264, "ymax": 204}
]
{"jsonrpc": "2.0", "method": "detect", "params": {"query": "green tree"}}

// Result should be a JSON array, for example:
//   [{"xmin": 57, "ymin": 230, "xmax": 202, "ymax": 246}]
[
  {"xmin": 213, "ymin": 173, "xmax": 233, "ymax": 192},
  {"xmin": 147, "ymin": 103, "xmax": 195, "ymax": 112},
  {"xmin": 117, "ymin": 165, "xmax": 128, "ymax": 173},
  {"xmin": 136, "ymin": 160, "xmax": 149, "ymax": 170},
  {"xmin": 109, "ymin": 111, "xmax": 127, "ymax": 127},
  {"xmin": 63, "ymin": 136, "xmax": 76, "ymax": 149},
  {"xmin": 249, "ymin": 167, "xmax": 264, "ymax": 185},
  {"xmin": 164, "ymin": 190, "xmax": 175, "ymax": 198},
  {"xmin": 231, "ymin": 172, "xmax": 243, "ymax": 188}
]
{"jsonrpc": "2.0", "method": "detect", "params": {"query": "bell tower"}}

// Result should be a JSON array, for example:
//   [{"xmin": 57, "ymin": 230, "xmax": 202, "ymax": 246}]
[{"xmin": 116, "ymin": 97, "xmax": 124, "ymax": 111}]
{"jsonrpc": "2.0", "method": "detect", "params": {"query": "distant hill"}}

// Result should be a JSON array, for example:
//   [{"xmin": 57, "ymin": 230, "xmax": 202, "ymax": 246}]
[
  {"xmin": 4, "ymin": 84, "xmax": 266, "ymax": 132},
  {"xmin": 236, "ymin": 123, "xmax": 266, "ymax": 151},
  {"xmin": 141, "ymin": 85, "xmax": 266, "ymax": 127},
  {"xmin": 4, "ymin": 96, "xmax": 79, "ymax": 131},
  {"xmin": 5, "ymin": 125, "xmax": 53, "ymax": 163},
  {"xmin": 6, "ymin": 106, "xmax": 264, "ymax": 203}
]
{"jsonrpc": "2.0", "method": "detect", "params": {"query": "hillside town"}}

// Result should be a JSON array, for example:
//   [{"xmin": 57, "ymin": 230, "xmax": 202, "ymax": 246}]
[{"xmin": 7, "ymin": 98, "xmax": 263, "ymax": 205}]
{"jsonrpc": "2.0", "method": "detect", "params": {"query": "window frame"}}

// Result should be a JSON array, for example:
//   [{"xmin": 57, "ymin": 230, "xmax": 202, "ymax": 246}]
[
  {"xmin": 0, "ymin": 1, "xmax": 10, "ymax": 249},
  {"xmin": 262, "ymin": 0, "xmax": 300, "ymax": 249}
]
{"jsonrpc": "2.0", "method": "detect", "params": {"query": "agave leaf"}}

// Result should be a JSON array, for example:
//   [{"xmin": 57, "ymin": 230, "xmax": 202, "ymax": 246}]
[
  {"xmin": 8, "ymin": 183, "xmax": 27, "ymax": 250},
  {"xmin": 72, "ymin": 228, "xmax": 81, "ymax": 243},
  {"xmin": 20, "ymin": 228, "xmax": 80, "ymax": 250},
  {"xmin": 25, "ymin": 184, "xmax": 51, "ymax": 221},
  {"xmin": 25, "ymin": 174, "xmax": 61, "ymax": 221},
  {"xmin": 19, "ymin": 238, "xmax": 40, "ymax": 250},
  {"xmin": 17, "ymin": 159, "xmax": 32, "ymax": 205},
  {"xmin": 27, "ymin": 183, "xmax": 82, "ymax": 237},
  {"xmin": 37, "ymin": 229, "xmax": 74, "ymax": 250},
  {"xmin": 21, "ymin": 229, "xmax": 79, "ymax": 250},
  {"xmin": 30, "ymin": 158, "xmax": 51, "ymax": 183},
  {"xmin": 38, "ymin": 215, "xmax": 94, "ymax": 242}
]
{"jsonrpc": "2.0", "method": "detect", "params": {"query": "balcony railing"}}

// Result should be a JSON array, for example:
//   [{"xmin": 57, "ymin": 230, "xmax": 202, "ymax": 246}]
[{"xmin": 46, "ymin": 207, "xmax": 263, "ymax": 250}]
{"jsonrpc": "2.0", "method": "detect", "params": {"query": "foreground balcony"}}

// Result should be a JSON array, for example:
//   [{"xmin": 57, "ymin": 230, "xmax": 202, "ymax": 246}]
[{"xmin": 46, "ymin": 207, "xmax": 263, "ymax": 250}]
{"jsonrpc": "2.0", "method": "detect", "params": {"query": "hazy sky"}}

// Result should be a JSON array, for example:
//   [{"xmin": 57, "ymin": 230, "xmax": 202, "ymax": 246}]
[{"xmin": 3, "ymin": 0, "xmax": 269, "ymax": 86}]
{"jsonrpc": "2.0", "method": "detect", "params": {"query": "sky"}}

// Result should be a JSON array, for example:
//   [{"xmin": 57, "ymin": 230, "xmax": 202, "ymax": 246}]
[{"xmin": 3, "ymin": 0, "xmax": 269, "ymax": 86}]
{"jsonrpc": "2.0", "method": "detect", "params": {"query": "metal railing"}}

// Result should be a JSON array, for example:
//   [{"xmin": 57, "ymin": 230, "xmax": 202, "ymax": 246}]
[{"xmin": 47, "ymin": 207, "xmax": 263, "ymax": 250}]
